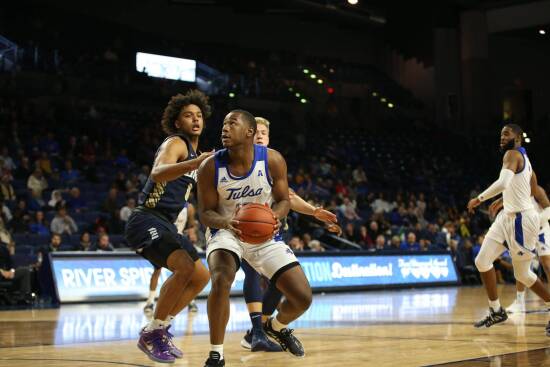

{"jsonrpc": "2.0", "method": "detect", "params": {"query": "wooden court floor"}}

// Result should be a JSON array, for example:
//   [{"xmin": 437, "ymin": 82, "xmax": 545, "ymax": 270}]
[{"xmin": 1, "ymin": 286, "xmax": 550, "ymax": 366}]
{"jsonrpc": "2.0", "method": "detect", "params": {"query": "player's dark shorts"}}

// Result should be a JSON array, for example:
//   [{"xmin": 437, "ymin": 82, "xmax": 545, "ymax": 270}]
[{"xmin": 124, "ymin": 206, "xmax": 199, "ymax": 269}]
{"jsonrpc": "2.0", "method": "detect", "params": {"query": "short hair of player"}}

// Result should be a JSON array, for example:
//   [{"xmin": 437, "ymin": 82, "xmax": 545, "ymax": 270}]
[
  {"xmin": 161, "ymin": 89, "xmax": 212, "ymax": 135},
  {"xmin": 504, "ymin": 123, "xmax": 524, "ymax": 142},
  {"xmin": 255, "ymin": 117, "xmax": 270, "ymax": 131},
  {"xmin": 231, "ymin": 109, "xmax": 256, "ymax": 133}
]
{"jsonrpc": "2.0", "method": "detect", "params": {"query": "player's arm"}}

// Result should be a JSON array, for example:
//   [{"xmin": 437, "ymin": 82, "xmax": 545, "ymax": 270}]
[
  {"xmin": 531, "ymin": 170, "xmax": 550, "ymax": 223},
  {"xmin": 197, "ymin": 157, "xmax": 240, "ymax": 234},
  {"xmin": 186, "ymin": 203, "xmax": 196, "ymax": 230},
  {"xmin": 150, "ymin": 137, "xmax": 213, "ymax": 182},
  {"xmin": 468, "ymin": 150, "xmax": 521, "ymax": 213},
  {"xmin": 289, "ymin": 189, "xmax": 337, "ymax": 223},
  {"xmin": 267, "ymin": 149, "xmax": 290, "ymax": 220}
]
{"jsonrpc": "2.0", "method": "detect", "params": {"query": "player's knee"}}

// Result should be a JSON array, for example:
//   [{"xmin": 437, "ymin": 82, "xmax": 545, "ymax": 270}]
[
  {"xmin": 299, "ymin": 291, "xmax": 313, "ymax": 311},
  {"xmin": 514, "ymin": 267, "xmax": 537, "ymax": 288},
  {"xmin": 210, "ymin": 267, "xmax": 235, "ymax": 293},
  {"xmin": 474, "ymin": 253, "xmax": 493, "ymax": 273}
]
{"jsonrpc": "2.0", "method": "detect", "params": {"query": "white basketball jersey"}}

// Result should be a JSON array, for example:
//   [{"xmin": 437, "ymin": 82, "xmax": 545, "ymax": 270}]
[
  {"xmin": 214, "ymin": 144, "xmax": 274, "ymax": 221},
  {"xmin": 503, "ymin": 147, "xmax": 533, "ymax": 213}
]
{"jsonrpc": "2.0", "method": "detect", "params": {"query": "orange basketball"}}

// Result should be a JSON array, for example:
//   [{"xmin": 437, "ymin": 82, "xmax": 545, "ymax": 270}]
[{"xmin": 234, "ymin": 203, "xmax": 276, "ymax": 244}]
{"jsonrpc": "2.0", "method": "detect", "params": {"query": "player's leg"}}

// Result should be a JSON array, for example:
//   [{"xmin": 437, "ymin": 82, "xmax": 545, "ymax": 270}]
[
  {"xmin": 168, "ymin": 259, "xmax": 209, "ymax": 316},
  {"xmin": 204, "ymin": 249, "xmax": 238, "ymax": 367},
  {"xmin": 506, "ymin": 280, "xmax": 526, "ymax": 313},
  {"xmin": 240, "ymin": 260, "xmax": 281, "ymax": 352},
  {"xmin": 262, "ymin": 282, "xmax": 283, "ymax": 323},
  {"xmin": 144, "ymin": 267, "xmax": 161, "ymax": 312},
  {"xmin": 248, "ymin": 242, "xmax": 311, "ymax": 357},
  {"xmin": 141, "ymin": 233, "xmax": 201, "ymax": 362},
  {"xmin": 474, "ymin": 235, "xmax": 508, "ymax": 327}
]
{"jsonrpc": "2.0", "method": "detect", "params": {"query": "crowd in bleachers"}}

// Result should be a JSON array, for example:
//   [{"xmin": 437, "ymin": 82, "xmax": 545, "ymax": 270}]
[{"xmin": 0, "ymin": 89, "xmax": 520, "ymax": 286}]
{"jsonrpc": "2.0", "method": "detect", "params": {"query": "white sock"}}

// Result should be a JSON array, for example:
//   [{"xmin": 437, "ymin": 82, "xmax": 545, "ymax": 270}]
[
  {"xmin": 271, "ymin": 316, "xmax": 288, "ymax": 332},
  {"xmin": 517, "ymin": 291, "xmax": 525, "ymax": 302},
  {"xmin": 488, "ymin": 299, "xmax": 501, "ymax": 311},
  {"xmin": 146, "ymin": 290, "xmax": 156, "ymax": 304},
  {"xmin": 164, "ymin": 315, "xmax": 175, "ymax": 326},
  {"xmin": 145, "ymin": 319, "xmax": 165, "ymax": 331},
  {"xmin": 211, "ymin": 344, "xmax": 223, "ymax": 360}
]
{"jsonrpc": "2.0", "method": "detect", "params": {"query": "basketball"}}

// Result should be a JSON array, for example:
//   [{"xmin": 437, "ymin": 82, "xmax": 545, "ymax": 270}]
[{"xmin": 234, "ymin": 203, "xmax": 276, "ymax": 244}]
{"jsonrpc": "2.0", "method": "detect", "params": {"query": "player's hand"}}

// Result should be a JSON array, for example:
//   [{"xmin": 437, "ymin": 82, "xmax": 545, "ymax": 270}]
[
  {"xmin": 1, "ymin": 269, "xmax": 14, "ymax": 279},
  {"xmin": 273, "ymin": 214, "xmax": 281, "ymax": 236},
  {"xmin": 197, "ymin": 149, "xmax": 215, "ymax": 163},
  {"xmin": 467, "ymin": 197, "xmax": 481, "ymax": 214},
  {"xmin": 313, "ymin": 207, "xmax": 337, "ymax": 223},
  {"xmin": 326, "ymin": 223, "xmax": 343, "ymax": 236},
  {"xmin": 488, "ymin": 199, "xmax": 503, "ymax": 218},
  {"xmin": 224, "ymin": 218, "xmax": 242, "ymax": 236}
]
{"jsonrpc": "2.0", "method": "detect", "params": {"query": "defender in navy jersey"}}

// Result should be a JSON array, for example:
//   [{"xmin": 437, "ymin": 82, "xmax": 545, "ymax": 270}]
[
  {"xmin": 124, "ymin": 90, "xmax": 212, "ymax": 363},
  {"xmin": 198, "ymin": 110, "xmax": 312, "ymax": 367}
]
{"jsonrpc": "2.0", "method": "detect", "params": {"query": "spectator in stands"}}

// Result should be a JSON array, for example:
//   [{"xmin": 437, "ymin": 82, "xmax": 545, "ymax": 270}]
[
  {"xmin": 114, "ymin": 149, "xmax": 130, "ymax": 169},
  {"xmin": 343, "ymin": 223, "xmax": 356, "ymax": 242},
  {"xmin": 384, "ymin": 235, "xmax": 401, "ymax": 252},
  {"xmin": 374, "ymin": 235, "xmax": 386, "ymax": 251},
  {"xmin": 339, "ymin": 197, "xmax": 361, "ymax": 222},
  {"xmin": 357, "ymin": 225, "xmax": 373, "ymax": 249},
  {"xmin": 102, "ymin": 188, "xmax": 119, "ymax": 215},
  {"xmin": 78, "ymin": 231, "xmax": 93, "ymax": 251},
  {"xmin": 289, "ymin": 236, "xmax": 305, "ymax": 252},
  {"xmin": 0, "ymin": 147, "xmax": 16, "ymax": 172},
  {"xmin": 0, "ymin": 217, "xmax": 15, "ymax": 255},
  {"xmin": 50, "ymin": 204, "xmax": 78, "ymax": 235},
  {"xmin": 29, "ymin": 211, "xmax": 50, "ymax": 236},
  {"xmin": 352, "ymin": 166, "xmax": 367, "ymax": 185},
  {"xmin": 66, "ymin": 187, "xmax": 86, "ymax": 212},
  {"xmin": 40, "ymin": 132, "xmax": 61, "ymax": 158},
  {"xmin": 14, "ymin": 156, "xmax": 32, "ymax": 180},
  {"xmin": 27, "ymin": 168, "xmax": 48, "ymax": 199},
  {"xmin": 113, "ymin": 172, "xmax": 127, "ymax": 192},
  {"xmin": 302, "ymin": 233, "xmax": 312, "ymax": 249},
  {"xmin": 47, "ymin": 190, "xmax": 65, "ymax": 211},
  {"xmin": 10, "ymin": 200, "xmax": 31, "ymax": 233},
  {"xmin": 39, "ymin": 233, "xmax": 64, "ymax": 257},
  {"xmin": 0, "ymin": 173, "xmax": 16, "ymax": 202},
  {"xmin": 308, "ymin": 239, "xmax": 325, "ymax": 252},
  {"xmin": 120, "ymin": 197, "xmax": 135, "ymax": 222},
  {"xmin": 401, "ymin": 232, "xmax": 421, "ymax": 251},
  {"xmin": 37, "ymin": 152, "xmax": 53, "ymax": 177},
  {"xmin": 125, "ymin": 174, "xmax": 139, "ymax": 194},
  {"xmin": 0, "ymin": 200, "xmax": 12, "ymax": 224},
  {"xmin": 367, "ymin": 220, "xmax": 382, "ymax": 240},
  {"xmin": 0, "ymin": 240, "xmax": 32, "ymax": 298},
  {"xmin": 60, "ymin": 160, "xmax": 80, "ymax": 184},
  {"xmin": 371, "ymin": 193, "xmax": 392, "ymax": 214},
  {"xmin": 93, "ymin": 233, "xmax": 114, "ymax": 252}
]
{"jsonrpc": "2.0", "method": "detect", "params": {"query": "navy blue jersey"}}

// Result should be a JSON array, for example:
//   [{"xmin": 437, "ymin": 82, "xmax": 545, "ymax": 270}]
[{"xmin": 138, "ymin": 134, "xmax": 197, "ymax": 223}]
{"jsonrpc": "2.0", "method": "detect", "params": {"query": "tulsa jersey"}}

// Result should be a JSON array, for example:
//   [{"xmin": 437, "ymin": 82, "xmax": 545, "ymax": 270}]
[
  {"xmin": 503, "ymin": 147, "xmax": 534, "ymax": 213},
  {"xmin": 213, "ymin": 144, "xmax": 282, "ymax": 241}
]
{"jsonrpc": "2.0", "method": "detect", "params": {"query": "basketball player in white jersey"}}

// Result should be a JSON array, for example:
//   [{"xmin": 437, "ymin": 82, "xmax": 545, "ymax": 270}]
[
  {"xmin": 144, "ymin": 203, "xmax": 200, "ymax": 313},
  {"xmin": 467, "ymin": 124, "xmax": 550, "ymax": 333},
  {"xmin": 487, "ymin": 186, "xmax": 550, "ymax": 312},
  {"xmin": 239, "ymin": 117, "xmax": 341, "ymax": 351},
  {"xmin": 197, "ymin": 110, "xmax": 312, "ymax": 366}
]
